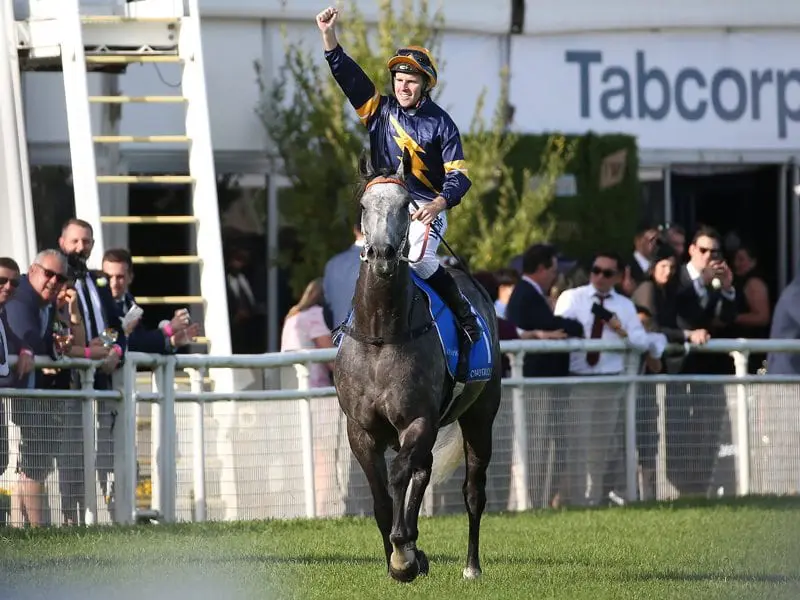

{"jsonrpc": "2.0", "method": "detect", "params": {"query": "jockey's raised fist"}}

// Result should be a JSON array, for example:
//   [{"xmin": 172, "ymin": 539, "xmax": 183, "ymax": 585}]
[{"xmin": 316, "ymin": 6, "xmax": 339, "ymax": 30}]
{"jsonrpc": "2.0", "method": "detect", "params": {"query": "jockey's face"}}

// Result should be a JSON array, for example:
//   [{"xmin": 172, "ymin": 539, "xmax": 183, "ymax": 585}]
[{"xmin": 393, "ymin": 72, "xmax": 424, "ymax": 108}]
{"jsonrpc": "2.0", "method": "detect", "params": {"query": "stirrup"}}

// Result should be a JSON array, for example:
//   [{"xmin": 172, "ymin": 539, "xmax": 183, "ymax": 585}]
[{"xmin": 460, "ymin": 319, "xmax": 481, "ymax": 345}]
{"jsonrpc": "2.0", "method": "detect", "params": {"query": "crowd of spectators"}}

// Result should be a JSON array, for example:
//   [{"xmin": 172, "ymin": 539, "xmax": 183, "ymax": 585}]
[{"xmin": 0, "ymin": 218, "xmax": 199, "ymax": 527}]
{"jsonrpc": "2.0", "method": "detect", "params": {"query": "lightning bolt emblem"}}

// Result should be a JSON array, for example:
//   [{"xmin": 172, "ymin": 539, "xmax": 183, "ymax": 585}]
[{"xmin": 389, "ymin": 115, "xmax": 436, "ymax": 192}]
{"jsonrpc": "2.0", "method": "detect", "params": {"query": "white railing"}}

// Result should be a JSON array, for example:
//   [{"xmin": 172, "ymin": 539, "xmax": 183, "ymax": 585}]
[{"xmin": 3, "ymin": 338, "xmax": 800, "ymax": 526}]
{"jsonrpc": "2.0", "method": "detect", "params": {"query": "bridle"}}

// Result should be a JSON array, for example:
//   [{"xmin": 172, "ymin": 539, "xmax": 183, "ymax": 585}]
[{"xmin": 359, "ymin": 176, "xmax": 425, "ymax": 265}]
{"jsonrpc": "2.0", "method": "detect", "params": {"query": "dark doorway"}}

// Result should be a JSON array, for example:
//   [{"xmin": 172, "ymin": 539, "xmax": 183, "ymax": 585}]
[
  {"xmin": 670, "ymin": 165, "xmax": 780, "ymax": 302},
  {"xmin": 127, "ymin": 183, "xmax": 194, "ymax": 331}
]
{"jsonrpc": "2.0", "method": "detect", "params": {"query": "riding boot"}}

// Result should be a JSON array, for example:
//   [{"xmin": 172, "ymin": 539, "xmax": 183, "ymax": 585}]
[{"xmin": 426, "ymin": 267, "xmax": 481, "ymax": 381}]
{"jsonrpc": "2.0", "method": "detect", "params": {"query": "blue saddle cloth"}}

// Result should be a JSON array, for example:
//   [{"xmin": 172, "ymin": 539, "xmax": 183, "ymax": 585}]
[
  {"xmin": 334, "ymin": 273, "xmax": 493, "ymax": 383},
  {"xmin": 412, "ymin": 272, "xmax": 493, "ymax": 383}
]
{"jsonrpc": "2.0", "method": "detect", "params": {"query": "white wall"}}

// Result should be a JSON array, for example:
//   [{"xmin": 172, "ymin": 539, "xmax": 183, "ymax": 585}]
[
  {"xmin": 524, "ymin": 0, "xmax": 800, "ymax": 34},
  {"xmin": 509, "ymin": 30, "xmax": 800, "ymax": 153},
  {"xmin": 23, "ymin": 10, "xmax": 504, "ymax": 159},
  {"xmin": 198, "ymin": 0, "xmax": 512, "ymax": 34}
]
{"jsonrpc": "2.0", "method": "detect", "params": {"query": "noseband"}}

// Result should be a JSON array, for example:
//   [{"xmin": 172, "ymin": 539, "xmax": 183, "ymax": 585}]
[{"xmin": 360, "ymin": 176, "xmax": 416, "ymax": 264}]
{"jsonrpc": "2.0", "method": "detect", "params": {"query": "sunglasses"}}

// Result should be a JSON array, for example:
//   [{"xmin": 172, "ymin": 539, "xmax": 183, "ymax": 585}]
[
  {"xmin": 395, "ymin": 47, "xmax": 432, "ymax": 68},
  {"xmin": 36, "ymin": 264, "xmax": 68, "ymax": 285},
  {"xmin": 697, "ymin": 246, "xmax": 722, "ymax": 257},
  {"xmin": 591, "ymin": 266, "xmax": 617, "ymax": 278},
  {"xmin": 0, "ymin": 276, "xmax": 20, "ymax": 288}
]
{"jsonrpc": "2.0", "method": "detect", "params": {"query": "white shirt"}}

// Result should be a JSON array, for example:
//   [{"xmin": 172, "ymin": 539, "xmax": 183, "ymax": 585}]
[
  {"xmin": 494, "ymin": 300, "xmax": 507, "ymax": 320},
  {"xmin": 685, "ymin": 262, "xmax": 735, "ymax": 310},
  {"xmin": 227, "ymin": 273, "xmax": 256, "ymax": 308},
  {"xmin": 645, "ymin": 331, "xmax": 668, "ymax": 359},
  {"xmin": 76, "ymin": 276, "xmax": 107, "ymax": 338},
  {"xmin": 554, "ymin": 284, "xmax": 650, "ymax": 375},
  {"xmin": 633, "ymin": 251, "xmax": 650, "ymax": 275}
]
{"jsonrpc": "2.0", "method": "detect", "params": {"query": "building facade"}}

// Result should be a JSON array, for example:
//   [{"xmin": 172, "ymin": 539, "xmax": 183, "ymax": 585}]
[{"xmin": 13, "ymin": 0, "xmax": 800, "ymax": 297}]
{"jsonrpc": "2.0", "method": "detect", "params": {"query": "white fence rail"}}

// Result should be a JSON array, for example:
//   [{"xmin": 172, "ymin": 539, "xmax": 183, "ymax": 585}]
[{"xmin": 2, "ymin": 339, "xmax": 799, "ymax": 526}]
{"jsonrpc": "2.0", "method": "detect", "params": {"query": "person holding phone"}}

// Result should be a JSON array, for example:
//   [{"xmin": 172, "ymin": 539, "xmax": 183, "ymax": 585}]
[
  {"xmin": 553, "ymin": 251, "xmax": 652, "ymax": 507},
  {"xmin": 671, "ymin": 226, "xmax": 739, "ymax": 498}
]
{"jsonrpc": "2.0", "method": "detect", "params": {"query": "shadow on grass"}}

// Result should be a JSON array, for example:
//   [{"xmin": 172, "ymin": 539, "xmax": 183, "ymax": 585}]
[
  {"xmin": 1, "ymin": 552, "xmax": 450, "ymax": 572},
  {"xmin": 2, "ymin": 495, "xmax": 798, "ymax": 542},
  {"xmin": 626, "ymin": 571, "xmax": 800, "ymax": 584},
  {"xmin": 8, "ymin": 553, "xmax": 799, "ymax": 592},
  {"xmin": 490, "ymin": 494, "xmax": 800, "ymax": 518}
]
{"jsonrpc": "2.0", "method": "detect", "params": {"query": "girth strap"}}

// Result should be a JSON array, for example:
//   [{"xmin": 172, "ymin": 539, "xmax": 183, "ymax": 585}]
[{"xmin": 338, "ymin": 320, "xmax": 436, "ymax": 347}]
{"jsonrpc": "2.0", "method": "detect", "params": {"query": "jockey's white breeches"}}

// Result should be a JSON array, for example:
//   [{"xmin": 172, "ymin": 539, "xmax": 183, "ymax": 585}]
[{"xmin": 407, "ymin": 203, "xmax": 447, "ymax": 280}]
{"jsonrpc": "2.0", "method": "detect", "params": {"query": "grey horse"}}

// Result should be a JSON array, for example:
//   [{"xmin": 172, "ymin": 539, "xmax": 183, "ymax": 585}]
[{"xmin": 334, "ymin": 149, "xmax": 502, "ymax": 583}]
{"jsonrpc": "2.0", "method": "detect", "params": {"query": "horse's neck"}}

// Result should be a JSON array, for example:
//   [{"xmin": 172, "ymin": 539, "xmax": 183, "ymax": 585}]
[{"xmin": 352, "ymin": 263, "xmax": 414, "ymax": 340}]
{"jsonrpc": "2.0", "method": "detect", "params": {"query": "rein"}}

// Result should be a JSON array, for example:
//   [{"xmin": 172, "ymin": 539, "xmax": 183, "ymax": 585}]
[
  {"xmin": 359, "ymin": 172, "xmax": 488, "ymax": 300},
  {"xmin": 360, "ymin": 176, "xmax": 429, "ymax": 264}
]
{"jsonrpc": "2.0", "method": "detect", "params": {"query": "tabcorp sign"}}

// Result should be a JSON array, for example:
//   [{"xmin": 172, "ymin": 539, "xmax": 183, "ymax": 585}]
[{"xmin": 510, "ymin": 32, "xmax": 800, "ymax": 150}]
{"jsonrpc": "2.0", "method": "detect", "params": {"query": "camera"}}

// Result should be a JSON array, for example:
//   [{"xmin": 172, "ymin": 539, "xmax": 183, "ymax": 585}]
[{"xmin": 591, "ymin": 302, "xmax": 615, "ymax": 322}]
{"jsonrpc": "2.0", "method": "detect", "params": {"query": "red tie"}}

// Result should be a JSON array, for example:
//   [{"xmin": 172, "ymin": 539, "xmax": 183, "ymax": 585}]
[{"xmin": 586, "ymin": 294, "xmax": 608, "ymax": 366}]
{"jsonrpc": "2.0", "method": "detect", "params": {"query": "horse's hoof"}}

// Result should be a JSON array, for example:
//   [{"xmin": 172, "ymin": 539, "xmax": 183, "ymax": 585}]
[
  {"xmin": 462, "ymin": 566, "xmax": 482, "ymax": 580},
  {"xmin": 416, "ymin": 550, "xmax": 429, "ymax": 576},
  {"xmin": 389, "ymin": 560, "xmax": 420, "ymax": 583}
]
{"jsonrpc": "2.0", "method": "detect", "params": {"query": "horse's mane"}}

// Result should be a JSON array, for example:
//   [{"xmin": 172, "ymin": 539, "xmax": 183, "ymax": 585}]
[{"xmin": 354, "ymin": 165, "xmax": 398, "ymax": 203}]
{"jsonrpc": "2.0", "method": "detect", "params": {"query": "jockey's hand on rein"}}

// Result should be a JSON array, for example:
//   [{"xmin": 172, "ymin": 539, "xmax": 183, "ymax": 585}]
[{"xmin": 411, "ymin": 197, "xmax": 447, "ymax": 226}]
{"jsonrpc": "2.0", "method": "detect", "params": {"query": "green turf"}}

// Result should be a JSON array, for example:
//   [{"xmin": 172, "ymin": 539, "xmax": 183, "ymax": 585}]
[{"xmin": 1, "ymin": 497, "xmax": 799, "ymax": 600}]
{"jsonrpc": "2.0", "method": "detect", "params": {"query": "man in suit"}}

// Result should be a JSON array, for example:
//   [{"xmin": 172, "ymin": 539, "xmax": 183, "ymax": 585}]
[
  {"xmin": 321, "ymin": 220, "xmax": 367, "ymax": 514},
  {"xmin": 506, "ymin": 243, "xmax": 584, "ymax": 377},
  {"xmin": 322, "ymin": 221, "xmax": 364, "ymax": 332},
  {"xmin": 102, "ymin": 248, "xmax": 199, "ymax": 353},
  {"xmin": 58, "ymin": 218, "xmax": 127, "ymax": 520},
  {"xmin": 621, "ymin": 223, "xmax": 659, "ymax": 296},
  {"xmin": 766, "ymin": 267, "xmax": 800, "ymax": 375},
  {"xmin": 0, "ymin": 257, "xmax": 35, "ymax": 500},
  {"xmin": 505, "ymin": 243, "xmax": 584, "ymax": 509},
  {"xmin": 225, "ymin": 244, "xmax": 263, "ymax": 354},
  {"xmin": 4, "ymin": 250, "xmax": 70, "ymax": 526},
  {"xmin": 671, "ymin": 225, "xmax": 738, "ymax": 497}
]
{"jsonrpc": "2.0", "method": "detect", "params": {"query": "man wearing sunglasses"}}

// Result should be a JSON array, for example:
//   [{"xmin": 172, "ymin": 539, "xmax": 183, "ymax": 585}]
[
  {"xmin": 553, "ymin": 251, "xmax": 652, "ymax": 507},
  {"xmin": 4, "ymin": 250, "xmax": 72, "ymax": 526},
  {"xmin": 670, "ymin": 226, "xmax": 738, "ymax": 498},
  {"xmin": 58, "ymin": 218, "xmax": 128, "ymax": 523},
  {"xmin": 0, "ymin": 257, "xmax": 35, "ymax": 499},
  {"xmin": 316, "ymin": 6, "xmax": 480, "ymax": 351}
]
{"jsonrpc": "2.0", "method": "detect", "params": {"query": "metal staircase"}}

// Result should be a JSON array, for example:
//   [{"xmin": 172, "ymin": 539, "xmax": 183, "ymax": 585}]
[
  {"xmin": 10, "ymin": 0, "xmax": 241, "ymax": 522},
  {"xmin": 13, "ymin": 0, "xmax": 231, "ymax": 360}
]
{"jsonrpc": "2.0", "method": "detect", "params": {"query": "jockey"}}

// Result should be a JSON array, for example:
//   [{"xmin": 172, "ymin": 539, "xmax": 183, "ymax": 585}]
[{"xmin": 316, "ymin": 6, "xmax": 481, "ymax": 348}]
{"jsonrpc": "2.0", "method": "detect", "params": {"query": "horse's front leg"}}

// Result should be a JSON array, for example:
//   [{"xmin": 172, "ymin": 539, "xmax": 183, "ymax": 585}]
[
  {"xmin": 403, "ymin": 449, "xmax": 433, "ymax": 576},
  {"xmin": 388, "ymin": 417, "xmax": 434, "ymax": 582}
]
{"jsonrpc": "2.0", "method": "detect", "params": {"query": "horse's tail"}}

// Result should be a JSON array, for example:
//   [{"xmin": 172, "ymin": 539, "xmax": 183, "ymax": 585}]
[{"xmin": 430, "ymin": 422, "xmax": 464, "ymax": 486}]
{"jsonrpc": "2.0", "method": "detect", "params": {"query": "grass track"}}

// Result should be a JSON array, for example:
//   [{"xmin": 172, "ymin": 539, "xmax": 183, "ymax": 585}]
[{"xmin": 2, "ymin": 497, "xmax": 800, "ymax": 600}]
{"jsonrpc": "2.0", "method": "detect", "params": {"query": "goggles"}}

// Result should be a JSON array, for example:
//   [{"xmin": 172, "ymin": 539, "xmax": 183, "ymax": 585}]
[{"xmin": 394, "ymin": 47, "xmax": 433, "ymax": 69}]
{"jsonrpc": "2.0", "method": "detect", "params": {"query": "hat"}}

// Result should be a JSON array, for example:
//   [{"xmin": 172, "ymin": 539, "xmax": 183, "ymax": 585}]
[{"xmin": 387, "ymin": 46, "xmax": 438, "ymax": 90}]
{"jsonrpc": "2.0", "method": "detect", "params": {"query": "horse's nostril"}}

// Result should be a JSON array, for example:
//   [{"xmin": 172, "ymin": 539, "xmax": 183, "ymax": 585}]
[
  {"xmin": 366, "ymin": 246, "xmax": 376, "ymax": 259},
  {"xmin": 384, "ymin": 245, "xmax": 396, "ymax": 260}
]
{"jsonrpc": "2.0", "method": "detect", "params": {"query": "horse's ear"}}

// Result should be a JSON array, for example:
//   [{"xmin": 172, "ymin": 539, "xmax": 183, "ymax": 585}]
[
  {"xmin": 397, "ymin": 147, "xmax": 412, "ymax": 181},
  {"xmin": 358, "ymin": 151, "xmax": 375, "ymax": 178}
]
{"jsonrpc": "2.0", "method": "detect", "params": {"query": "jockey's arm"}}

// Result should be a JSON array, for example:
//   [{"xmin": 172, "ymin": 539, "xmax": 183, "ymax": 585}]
[
  {"xmin": 438, "ymin": 122, "xmax": 472, "ymax": 209},
  {"xmin": 325, "ymin": 45, "xmax": 383, "ymax": 128}
]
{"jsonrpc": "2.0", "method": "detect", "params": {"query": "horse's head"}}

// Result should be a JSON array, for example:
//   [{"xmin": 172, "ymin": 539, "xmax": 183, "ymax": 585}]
[{"xmin": 358, "ymin": 148, "xmax": 413, "ymax": 278}]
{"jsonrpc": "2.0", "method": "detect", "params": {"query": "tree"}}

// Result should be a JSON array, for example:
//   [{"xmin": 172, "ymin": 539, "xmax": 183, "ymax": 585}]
[
  {"xmin": 255, "ymin": 0, "xmax": 443, "ymax": 295},
  {"xmin": 256, "ymin": 1, "xmax": 575, "ymax": 294},
  {"xmin": 448, "ymin": 72, "xmax": 577, "ymax": 271}
]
